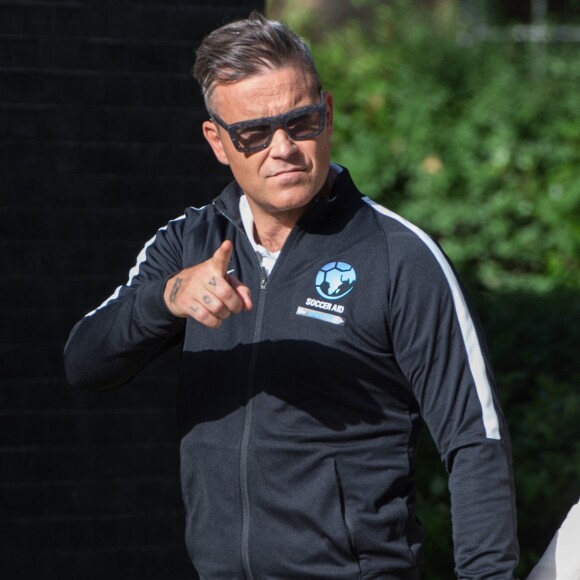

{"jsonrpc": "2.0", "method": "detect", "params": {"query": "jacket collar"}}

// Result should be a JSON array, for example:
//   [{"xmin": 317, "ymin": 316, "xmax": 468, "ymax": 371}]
[{"xmin": 212, "ymin": 164, "xmax": 361, "ymax": 230}]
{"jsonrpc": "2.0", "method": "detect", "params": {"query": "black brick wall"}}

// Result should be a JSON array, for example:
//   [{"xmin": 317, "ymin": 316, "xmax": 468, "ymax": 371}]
[{"xmin": 1, "ymin": 2, "xmax": 263, "ymax": 578}]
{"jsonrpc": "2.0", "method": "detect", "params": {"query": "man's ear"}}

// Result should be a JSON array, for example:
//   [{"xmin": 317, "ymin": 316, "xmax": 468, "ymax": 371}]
[
  {"xmin": 202, "ymin": 120, "xmax": 230, "ymax": 166},
  {"xmin": 325, "ymin": 91, "xmax": 334, "ymax": 137}
]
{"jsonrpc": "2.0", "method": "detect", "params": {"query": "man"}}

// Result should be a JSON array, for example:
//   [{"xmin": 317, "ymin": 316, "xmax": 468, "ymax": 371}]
[{"xmin": 64, "ymin": 11, "xmax": 519, "ymax": 579}]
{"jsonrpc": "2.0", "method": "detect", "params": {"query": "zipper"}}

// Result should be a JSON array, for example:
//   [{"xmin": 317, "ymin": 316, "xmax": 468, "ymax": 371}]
[
  {"xmin": 216, "ymin": 206, "xmax": 268, "ymax": 580},
  {"xmin": 239, "ymin": 267, "xmax": 268, "ymax": 580},
  {"xmin": 213, "ymin": 201, "xmax": 293, "ymax": 578},
  {"xmin": 259, "ymin": 266, "xmax": 268, "ymax": 290}
]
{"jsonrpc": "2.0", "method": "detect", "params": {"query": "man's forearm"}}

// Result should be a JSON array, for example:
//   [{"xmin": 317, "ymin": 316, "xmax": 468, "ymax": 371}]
[
  {"xmin": 64, "ymin": 279, "xmax": 184, "ymax": 390},
  {"xmin": 448, "ymin": 439, "xmax": 519, "ymax": 578}
]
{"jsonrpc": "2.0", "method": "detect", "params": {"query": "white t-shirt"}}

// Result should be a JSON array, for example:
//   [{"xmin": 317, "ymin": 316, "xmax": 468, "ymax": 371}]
[{"xmin": 239, "ymin": 195, "xmax": 280, "ymax": 277}]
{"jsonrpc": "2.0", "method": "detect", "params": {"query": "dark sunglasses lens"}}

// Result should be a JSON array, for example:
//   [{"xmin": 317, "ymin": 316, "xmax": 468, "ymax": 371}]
[
  {"xmin": 235, "ymin": 125, "xmax": 272, "ymax": 151},
  {"xmin": 286, "ymin": 111, "xmax": 323, "ymax": 139}
]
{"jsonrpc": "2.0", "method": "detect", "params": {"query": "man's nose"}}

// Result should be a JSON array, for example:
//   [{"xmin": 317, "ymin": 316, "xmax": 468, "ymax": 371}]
[{"xmin": 269, "ymin": 127, "xmax": 297, "ymax": 157}]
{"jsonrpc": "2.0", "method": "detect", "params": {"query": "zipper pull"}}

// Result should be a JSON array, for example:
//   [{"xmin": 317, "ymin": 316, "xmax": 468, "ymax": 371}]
[{"xmin": 260, "ymin": 265, "xmax": 268, "ymax": 290}]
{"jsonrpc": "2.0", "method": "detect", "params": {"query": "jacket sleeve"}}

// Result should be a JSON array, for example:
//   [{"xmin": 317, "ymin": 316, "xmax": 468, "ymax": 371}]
[
  {"xmin": 63, "ymin": 217, "xmax": 187, "ymax": 391},
  {"xmin": 387, "ymin": 229, "xmax": 519, "ymax": 579}
]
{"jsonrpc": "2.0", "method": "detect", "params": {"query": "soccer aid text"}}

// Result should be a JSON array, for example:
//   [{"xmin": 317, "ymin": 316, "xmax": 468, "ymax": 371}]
[{"xmin": 305, "ymin": 298, "xmax": 345, "ymax": 313}]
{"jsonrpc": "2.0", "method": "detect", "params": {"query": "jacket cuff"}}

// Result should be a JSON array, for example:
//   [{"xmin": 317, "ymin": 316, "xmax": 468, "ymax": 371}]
[{"xmin": 135, "ymin": 279, "xmax": 184, "ymax": 335}]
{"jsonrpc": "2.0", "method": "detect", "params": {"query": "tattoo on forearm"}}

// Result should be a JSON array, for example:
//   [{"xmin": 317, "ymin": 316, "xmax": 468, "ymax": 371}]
[
  {"xmin": 209, "ymin": 276, "xmax": 217, "ymax": 286},
  {"xmin": 169, "ymin": 277, "xmax": 182, "ymax": 303},
  {"xmin": 203, "ymin": 295, "xmax": 211, "ymax": 304}
]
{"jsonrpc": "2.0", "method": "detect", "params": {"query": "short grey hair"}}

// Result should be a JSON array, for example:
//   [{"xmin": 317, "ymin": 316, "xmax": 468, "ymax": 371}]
[{"xmin": 192, "ymin": 11, "xmax": 321, "ymax": 110}]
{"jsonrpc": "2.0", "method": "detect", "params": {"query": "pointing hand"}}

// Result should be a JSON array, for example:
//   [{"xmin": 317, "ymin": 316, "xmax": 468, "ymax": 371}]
[{"xmin": 163, "ymin": 241, "xmax": 253, "ymax": 328}]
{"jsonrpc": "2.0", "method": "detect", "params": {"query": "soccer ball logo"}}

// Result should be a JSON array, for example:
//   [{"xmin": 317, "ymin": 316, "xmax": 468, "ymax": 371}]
[{"xmin": 315, "ymin": 262, "xmax": 357, "ymax": 300}]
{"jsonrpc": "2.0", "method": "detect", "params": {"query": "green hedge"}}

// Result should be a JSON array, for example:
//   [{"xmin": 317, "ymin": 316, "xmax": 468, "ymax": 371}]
[
  {"xmin": 311, "ymin": 2, "xmax": 580, "ymax": 294},
  {"xmin": 271, "ymin": 1, "xmax": 580, "ymax": 577}
]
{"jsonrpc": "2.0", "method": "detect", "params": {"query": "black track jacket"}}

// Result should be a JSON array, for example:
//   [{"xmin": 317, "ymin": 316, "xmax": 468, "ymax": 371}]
[{"xmin": 64, "ymin": 167, "xmax": 519, "ymax": 579}]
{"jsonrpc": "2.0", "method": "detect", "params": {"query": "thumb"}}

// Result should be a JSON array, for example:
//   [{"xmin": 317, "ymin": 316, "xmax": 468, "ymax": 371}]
[{"xmin": 211, "ymin": 240, "xmax": 234, "ymax": 277}]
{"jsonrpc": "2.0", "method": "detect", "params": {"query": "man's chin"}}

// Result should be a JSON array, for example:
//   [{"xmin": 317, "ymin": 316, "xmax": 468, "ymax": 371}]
[{"xmin": 263, "ymin": 191, "xmax": 317, "ymax": 217}]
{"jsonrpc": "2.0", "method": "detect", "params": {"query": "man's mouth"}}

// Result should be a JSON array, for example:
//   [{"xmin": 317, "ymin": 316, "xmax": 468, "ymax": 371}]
[{"xmin": 271, "ymin": 167, "xmax": 304, "ymax": 178}]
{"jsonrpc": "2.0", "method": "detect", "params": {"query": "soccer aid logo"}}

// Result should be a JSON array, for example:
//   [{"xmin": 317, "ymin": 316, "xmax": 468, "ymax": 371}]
[{"xmin": 315, "ymin": 262, "xmax": 357, "ymax": 300}]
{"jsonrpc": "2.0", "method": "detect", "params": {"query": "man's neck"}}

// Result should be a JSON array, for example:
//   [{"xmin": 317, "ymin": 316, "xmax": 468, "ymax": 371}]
[
  {"xmin": 250, "ymin": 207, "xmax": 302, "ymax": 253},
  {"xmin": 244, "ymin": 164, "xmax": 340, "ymax": 253}
]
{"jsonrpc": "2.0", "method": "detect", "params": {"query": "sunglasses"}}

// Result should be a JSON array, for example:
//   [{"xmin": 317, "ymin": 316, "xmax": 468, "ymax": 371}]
[{"xmin": 209, "ymin": 91, "xmax": 327, "ymax": 153}]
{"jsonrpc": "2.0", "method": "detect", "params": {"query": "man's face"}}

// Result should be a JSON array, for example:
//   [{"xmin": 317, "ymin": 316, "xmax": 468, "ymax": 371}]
[{"xmin": 202, "ymin": 63, "xmax": 334, "ymax": 224}]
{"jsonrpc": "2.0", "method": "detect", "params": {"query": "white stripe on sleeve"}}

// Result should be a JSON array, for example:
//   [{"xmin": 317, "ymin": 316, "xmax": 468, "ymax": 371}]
[
  {"xmin": 85, "ymin": 214, "xmax": 187, "ymax": 317},
  {"xmin": 364, "ymin": 197, "xmax": 501, "ymax": 440}
]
